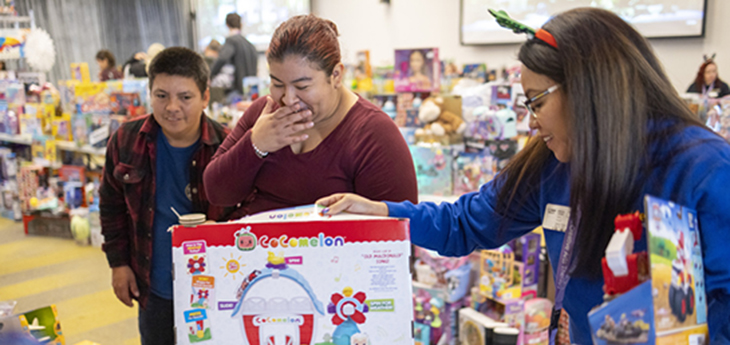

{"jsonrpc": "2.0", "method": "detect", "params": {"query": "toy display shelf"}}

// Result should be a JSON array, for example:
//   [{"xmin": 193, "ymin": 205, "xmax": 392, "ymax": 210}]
[
  {"xmin": 0, "ymin": 133, "xmax": 106, "ymax": 156},
  {"xmin": 54, "ymin": 141, "xmax": 106, "ymax": 156},
  {"xmin": 0, "ymin": 133, "xmax": 32, "ymax": 145}
]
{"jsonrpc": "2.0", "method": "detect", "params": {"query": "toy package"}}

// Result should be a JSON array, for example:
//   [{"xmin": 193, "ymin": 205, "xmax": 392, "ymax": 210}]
[
  {"xmin": 371, "ymin": 94, "xmax": 397, "ymax": 120},
  {"xmin": 71, "ymin": 113, "xmax": 89, "ymax": 146},
  {"xmin": 409, "ymin": 145, "xmax": 453, "ymax": 196},
  {"xmin": 395, "ymin": 92, "xmax": 430, "ymax": 127},
  {"xmin": 122, "ymin": 79, "xmax": 150, "ymax": 112},
  {"xmin": 0, "ymin": 99, "xmax": 8, "ymax": 134},
  {"xmin": 243, "ymin": 77, "xmax": 261, "ymax": 101},
  {"xmin": 372, "ymin": 66, "xmax": 395, "ymax": 94},
  {"xmin": 52, "ymin": 113, "xmax": 73, "ymax": 141},
  {"xmin": 453, "ymin": 152, "xmax": 495, "ymax": 195},
  {"xmin": 354, "ymin": 50, "xmax": 373, "ymax": 92},
  {"xmin": 110, "ymin": 92, "xmax": 145, "ymax": 117},
  {"xmin": 588, "ymin": 196, "xmax": 708, "ymax": 344},
  {"xmin": 74, "ymin": 82, "xmax": 112, "ymax": 114},
  {"xmin": 462, "ymin": 64, "xmax": 487, "ymax": 83},
  {"xmin": 8, "ymin": 305, "xmax": 66, "ymax": 345},
  {"xmin": 70, "ymin": 62, "xmax": 91, "ymax": 83},
  {"xmin": 394, "ymin": 48, "xmax": 440, "ymax": 93},
  {"xmin": 172, "ymin": 207, "xmax": 414, "ymax": 345},
  {"xmin": 6, "ymin": 82, "xmax": 26, "ymax": 105},
  {"xmin": 19, "ymin": 104, "xmax": 42, "ymax": 137},
  {"xmin": 703, "ymin": 99, "xmax": 730, "ymax": 141},
  {"xmin": 87, "ymin": 114, "xmax": 111, "ymax": 148}
]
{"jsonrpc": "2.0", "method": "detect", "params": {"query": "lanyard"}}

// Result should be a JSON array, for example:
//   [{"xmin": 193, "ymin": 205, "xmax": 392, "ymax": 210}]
[
  {"xmin": 549, "ymin": 214, "xmax": 579, "ymax": 345},
  {"xmin": 703, "ymin": 82, "xmax": 715, "ymax": 97}
]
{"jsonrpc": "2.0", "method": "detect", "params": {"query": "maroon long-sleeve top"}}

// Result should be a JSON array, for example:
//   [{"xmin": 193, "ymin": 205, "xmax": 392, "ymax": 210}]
[{"xmin": 203, "ymin": 96, "xmax": 418, "ymax": 217}]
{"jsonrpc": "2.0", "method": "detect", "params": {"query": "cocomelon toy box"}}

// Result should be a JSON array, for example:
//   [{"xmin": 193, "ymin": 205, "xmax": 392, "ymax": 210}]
[
  {"xmin": 172, "ymin": 206, "xmax": 414, "ymax": 345},
  {"xmin": 589, "ymin": 195, "xmax": 708, "ymax": 344}
]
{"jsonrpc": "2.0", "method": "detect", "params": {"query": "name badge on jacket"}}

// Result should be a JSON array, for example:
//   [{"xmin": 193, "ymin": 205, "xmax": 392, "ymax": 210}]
[{"xmin": 543, "ymin": 204, "xmax": 570, "ymax": 232}]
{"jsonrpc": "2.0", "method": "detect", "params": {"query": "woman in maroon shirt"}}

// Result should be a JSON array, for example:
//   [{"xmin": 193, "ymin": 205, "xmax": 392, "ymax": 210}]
[{"xmin": 203, "ymin": 14, "xmax": 417, "ymax": 217}]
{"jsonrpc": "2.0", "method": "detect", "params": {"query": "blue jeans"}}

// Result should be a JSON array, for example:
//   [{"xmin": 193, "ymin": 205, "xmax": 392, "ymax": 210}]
[{"xmin": 138, "ymin": 293, "xmax": 174, "ymax": 345}]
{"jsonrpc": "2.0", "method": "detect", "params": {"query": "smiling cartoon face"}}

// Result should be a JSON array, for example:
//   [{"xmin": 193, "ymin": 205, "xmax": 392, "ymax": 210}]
[{"xmin": 237, "ymin": 232, "xmax": 256, "ymax": 251}]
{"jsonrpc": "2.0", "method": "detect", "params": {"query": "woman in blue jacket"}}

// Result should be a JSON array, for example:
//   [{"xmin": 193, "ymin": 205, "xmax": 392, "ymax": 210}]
[{"xmin": 317, "ymin": 8, "xmax": 730, "ymax": 344}]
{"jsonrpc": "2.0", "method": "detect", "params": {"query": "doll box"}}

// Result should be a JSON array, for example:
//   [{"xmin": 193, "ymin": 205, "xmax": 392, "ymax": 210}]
[
  {"xmin": 588, "ymin": 195, "xmax": 708, "ymax": 344},
  {"xmin": 394, "ymin": 48, "xmax": 440, "ymax": 93},
  {"xmin": 172, "ymin": 208, "xmax": 414, "ymax": 345}
]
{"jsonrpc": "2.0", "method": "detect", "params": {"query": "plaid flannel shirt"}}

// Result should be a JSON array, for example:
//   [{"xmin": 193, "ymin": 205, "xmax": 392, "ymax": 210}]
[{"xmin": 100, "ymin": 114, "xmax": 241, "ymax": 308}]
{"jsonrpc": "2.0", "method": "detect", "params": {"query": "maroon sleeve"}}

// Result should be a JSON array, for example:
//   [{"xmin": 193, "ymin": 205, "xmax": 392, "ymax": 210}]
[
  {"xmin": 99, "ymin": 130, "xmax": 131, "ymax": 267},
  {"xmin": 351, "ymin": 108, "xmax": 418, "ymax": 204},
  {"xmin": 203, "ymin": 97, "xmax": 268, "ymax": 206}
]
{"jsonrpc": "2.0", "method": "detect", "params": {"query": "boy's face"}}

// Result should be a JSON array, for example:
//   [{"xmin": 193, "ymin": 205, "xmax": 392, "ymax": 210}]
[{"xmin": 151, "ymin": 73, "xmax": 209, "ymax": 145}]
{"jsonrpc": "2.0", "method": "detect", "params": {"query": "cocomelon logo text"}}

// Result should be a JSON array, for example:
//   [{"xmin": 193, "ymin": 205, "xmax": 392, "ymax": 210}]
[
  {"xmin": 235, "ymin": 227, "xmax": 345, "ymax": 251},
  {"xmin": 260, "ymin": 233, "xmax": 345, "ymax": 249},
  {"xmin": 252, "ymin": 315, "xmax": 305, "ymax": 326}
]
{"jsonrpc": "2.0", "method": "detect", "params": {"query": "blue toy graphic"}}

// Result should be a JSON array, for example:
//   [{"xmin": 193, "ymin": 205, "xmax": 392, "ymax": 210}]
[{"xmin": 327, "ymin": 287, "xmax": 369, "ymax": 345}]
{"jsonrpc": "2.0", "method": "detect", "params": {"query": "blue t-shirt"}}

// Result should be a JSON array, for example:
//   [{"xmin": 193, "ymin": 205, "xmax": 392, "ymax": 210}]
[
  {"xmin": 150, "ymin": 133, "xmax": 199, "ymax": 299},
  {"xmin": 387, "ymin": 124, "xmax": 730, "ymax": 343}
]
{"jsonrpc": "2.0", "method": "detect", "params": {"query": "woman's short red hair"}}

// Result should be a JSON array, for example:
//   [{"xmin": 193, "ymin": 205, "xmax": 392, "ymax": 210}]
[{"xmin": 267, "ymin": 14, "xmax": 341, "ymax": 76}]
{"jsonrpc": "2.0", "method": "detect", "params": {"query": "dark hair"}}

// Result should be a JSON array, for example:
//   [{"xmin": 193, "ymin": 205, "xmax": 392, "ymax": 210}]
[
  {"xmin": 694, "ymin": 60, "xmax": 723, "ymax": 90},
  {"xmin": 95, "ymin": 49, "xmax": 116, "ymax": 67},
  {"xmin": 226, "ymin": 13, "xmax": 242, "ymax": 29},
  {"xmin": 409, "ymin": 50, "xmax": 430, "ymax": 77},
  {"xmin": 148, "ymin": 47, "xmax": 209, "ymax": 95},
  {"xmin": 207, "ymin": 39, "xmax": 222, "ymax": 53},
  {"xmin": 497, "ymin": 8, "xmax": 704, "ymax": 278},
  {"xmin": 267, "ymin": 14, "xmax": 341, "ymax": 76}
]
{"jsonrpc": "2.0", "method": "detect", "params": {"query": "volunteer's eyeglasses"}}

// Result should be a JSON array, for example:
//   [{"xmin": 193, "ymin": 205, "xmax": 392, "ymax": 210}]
[{"xmin": 523, "ymin": 84, "xmax": 560, "ymax": 119}]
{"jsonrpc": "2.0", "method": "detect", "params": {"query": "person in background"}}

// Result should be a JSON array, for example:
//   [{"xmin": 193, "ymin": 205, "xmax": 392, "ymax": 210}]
[
  {"xmin": 203, "ymin": 14, "xmax": 417, "ymax": 218},
  {"xmin": 317, "ymin": 8, "xmax": 730, "ymax": 344},
  {"xmin": 203, "ymin": 39, "xmax": 221, "ymax": 68},
  {"xmin": 210, "ymin": 13, "xmax": 258, "ymax": 98},
  {"xmin": 96, "ymin": 49, "xmax": 122, "ymax": 81},
  {"xmin": 100, "ymin": 47, "xmax": 235, "ymax": 345},
  {"xmin": 144, "ymin": 43, "xmax": 165, "ymax": 75},
  {"xmin": 687, "ymin": 56, "xmax": 730, "ymax": 98},
  {"xmin": 122, "ymin": 52, "xmax": 148, "ymax": 79}
]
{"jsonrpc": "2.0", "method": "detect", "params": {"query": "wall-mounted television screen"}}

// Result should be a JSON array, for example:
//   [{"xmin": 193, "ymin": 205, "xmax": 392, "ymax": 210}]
[{"xmin": 461, "ymin": 0, "xmax": 707, "ymax": 45}]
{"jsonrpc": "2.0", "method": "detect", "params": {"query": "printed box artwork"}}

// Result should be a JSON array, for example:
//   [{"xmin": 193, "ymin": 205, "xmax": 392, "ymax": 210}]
[
  {"xmin": 453, "ymin": 152, "xmax": 495, "ymax": 195},
  {"xmin": 172, "ymin": 207, "xmax": 414, "ymax": 345},
  {"xmin": 588, "ymin": 195, "xmax": 708, "ymax": 344},
  {"xmin": 394, "ymin": 48, "xmax": 440, "ymax": 93},
  {"xmin": 395, "ymin": 92, "xmax": 430, "ymax": 128},
  {"xmin": 409, "ymin": 145, "xmax": 453, "ymax": 196}
]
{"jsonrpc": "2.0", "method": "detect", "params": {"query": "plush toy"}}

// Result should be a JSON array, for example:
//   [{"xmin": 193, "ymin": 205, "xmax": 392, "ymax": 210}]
[{"xmin": 415, "ymin": 96, "xmax": 466, "ymax": 137}]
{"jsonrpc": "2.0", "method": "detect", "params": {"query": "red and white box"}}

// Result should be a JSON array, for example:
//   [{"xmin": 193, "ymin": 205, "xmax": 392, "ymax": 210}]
[{"xmin": 172, "ymin": 206, "xmax": 414, "ymax": 345}]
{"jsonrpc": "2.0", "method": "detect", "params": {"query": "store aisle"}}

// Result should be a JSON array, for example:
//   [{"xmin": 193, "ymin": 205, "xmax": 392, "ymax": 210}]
[{"xmin": 0, "ymin": 218, "xmax": 141, "ymax": 345}]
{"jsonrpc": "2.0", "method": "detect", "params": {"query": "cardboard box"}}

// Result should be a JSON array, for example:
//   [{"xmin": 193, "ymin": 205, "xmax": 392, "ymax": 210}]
[
  {"xmin": 172, "ymin": 207, "xmax": 414, "ymax": 345},
  {"xmin": 588, "ymin": 196, "xmax": 708, "ymax": 344}
]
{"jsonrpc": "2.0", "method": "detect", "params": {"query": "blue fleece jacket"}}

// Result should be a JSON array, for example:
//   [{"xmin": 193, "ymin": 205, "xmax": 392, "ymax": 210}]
[{"xmin": 386, "ymin": 124, "xmax": 730, "ymax": 344}]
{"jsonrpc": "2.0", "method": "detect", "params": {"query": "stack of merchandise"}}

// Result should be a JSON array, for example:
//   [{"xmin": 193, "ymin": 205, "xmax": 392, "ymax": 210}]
[
  {"xmin": 467, "ymin": 233, "xmax": 552, "ymax": 345},
  {"xmin": 0, "ymin": 63, "xmax": 133, "ymax": 243},
  {"xmin": 60, "ymin": 62, "xmax": 150, "ymax": 149},
  {"xmin": 0, "ymin": 147, "xmax": 20, "ymax": 220},
  {"xmin": 361, "ymin": 48, "xmax": 531, "ymax": 197},
  {"xmin": 411, "ymin": 230, "xmax": 549, "ymax": 345},
  {"xmin": 412, "ymin": 247, "xmax": 474, "ymax": 345}
]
